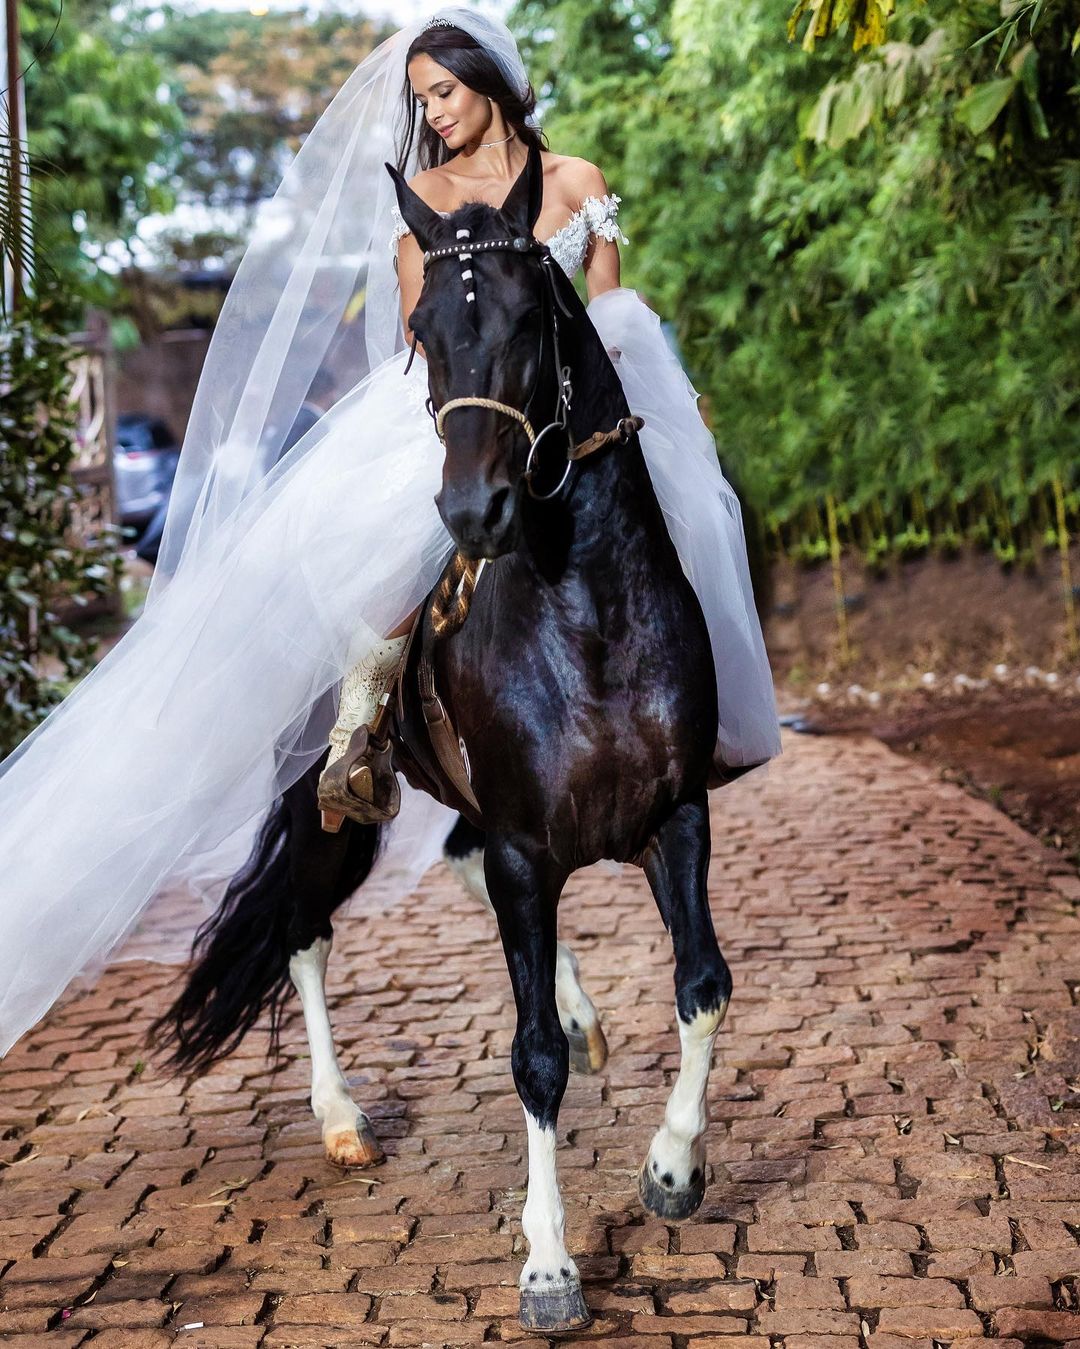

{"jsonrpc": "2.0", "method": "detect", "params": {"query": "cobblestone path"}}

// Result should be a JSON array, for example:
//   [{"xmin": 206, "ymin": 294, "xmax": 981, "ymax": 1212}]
[{"xmin": 1, "ymin": 730, "xmax": 1079, "ymax": 1347}]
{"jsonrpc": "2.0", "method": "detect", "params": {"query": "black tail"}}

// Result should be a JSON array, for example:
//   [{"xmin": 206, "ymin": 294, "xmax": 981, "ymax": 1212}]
[{"xmin": 147, "ymin": 777, "xmax": 381, "ymax": 1075}]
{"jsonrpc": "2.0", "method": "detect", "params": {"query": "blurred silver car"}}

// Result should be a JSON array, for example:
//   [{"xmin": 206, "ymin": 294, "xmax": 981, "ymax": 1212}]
[{"xmin": 113, "ymin": 414, "xmax": 180, "ymax": 544}]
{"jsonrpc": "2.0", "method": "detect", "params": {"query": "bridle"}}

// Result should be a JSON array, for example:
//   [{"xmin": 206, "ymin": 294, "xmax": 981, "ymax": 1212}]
[{"xmin": 406, "ymin": 230, "xmax": 585, "ymax": 501}]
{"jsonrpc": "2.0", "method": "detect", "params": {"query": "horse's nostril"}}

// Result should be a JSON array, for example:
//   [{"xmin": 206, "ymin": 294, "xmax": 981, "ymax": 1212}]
[{"xmin": 483, "ymin": 486, "xmax": 510, "ymax": 535}]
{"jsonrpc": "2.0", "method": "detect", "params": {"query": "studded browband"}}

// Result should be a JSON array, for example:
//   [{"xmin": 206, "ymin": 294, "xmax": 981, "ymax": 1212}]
[{"xmin": 422, "ymin": 234, "xmax": 547, "ymax": 271}]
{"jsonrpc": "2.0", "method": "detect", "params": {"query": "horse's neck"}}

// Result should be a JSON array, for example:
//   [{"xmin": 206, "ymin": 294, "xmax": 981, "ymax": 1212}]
[
  {"xmin": 522, "ymin": 422, "xmax": 678, "ymax": 597},
  {"xmin": 520, "ymin": 295, "xmax": 683, "ymax": 593}
]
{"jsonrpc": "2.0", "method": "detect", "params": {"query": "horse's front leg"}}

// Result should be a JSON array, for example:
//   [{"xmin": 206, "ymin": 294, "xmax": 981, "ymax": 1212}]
[
  {"xmin": 638, "ymin": 790, "xmax": 731, "ymax": 1220},
  {"xmin": 485, "ymin": 836, "xmax": 591, "ymax": 1334},
  {"xmin": 445, "ymin": 818, "xmax": 607, "ymax": 1074}
]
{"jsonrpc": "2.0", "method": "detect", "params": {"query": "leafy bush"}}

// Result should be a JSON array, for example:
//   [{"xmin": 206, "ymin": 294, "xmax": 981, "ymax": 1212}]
[{"xmin": 0, "ymin": 307, "xmax": 123, "ymax": 756}]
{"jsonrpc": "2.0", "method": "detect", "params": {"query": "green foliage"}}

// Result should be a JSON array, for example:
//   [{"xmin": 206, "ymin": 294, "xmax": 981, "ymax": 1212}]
[
  {"xmin": 21, "ymin": 0, "xmax": 184, "ymax": 314},
  {"xmin": 512, "ymin": 0, "xmax": 1080, "ymax": 570},
  {"xmin": 0, "ymin": 301, "xmax": 123, "ymax": 756}
]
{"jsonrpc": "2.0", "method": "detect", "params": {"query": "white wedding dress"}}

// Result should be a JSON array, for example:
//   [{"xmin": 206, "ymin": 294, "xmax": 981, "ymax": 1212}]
[{"xmin": 0, "ymin": 191, "xmax": 782, "ymax": 1056}]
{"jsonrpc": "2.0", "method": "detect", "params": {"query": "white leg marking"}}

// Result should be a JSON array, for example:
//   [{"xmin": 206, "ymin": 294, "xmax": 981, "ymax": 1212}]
[
  {"xmin": 554, "ymin": 943, "xmax": 592, "ymax": 1033},
  {"xmin": 646, "ymin": 1002, "xmax": 728, "ymax": 1190},
  {"xmin": 289, "ymin": 936, "xmax": 377, "ymax": 1166},
  {"xmin": 446, "ymin": 845, "xmax": 494, "ymax": 916},
  {"xmin": 520, "ymin": 1109, "xmax": 578, "ymax": 1292}
]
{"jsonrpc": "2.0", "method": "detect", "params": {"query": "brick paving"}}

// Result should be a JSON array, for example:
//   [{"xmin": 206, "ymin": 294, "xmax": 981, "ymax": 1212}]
[{"xmin": 1, "ymin": 728, "xmax": 1079, "ymax": 1347}]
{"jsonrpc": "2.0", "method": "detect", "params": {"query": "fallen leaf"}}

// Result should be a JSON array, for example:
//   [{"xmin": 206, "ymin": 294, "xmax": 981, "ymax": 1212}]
[
  {"xmin": 206, "ymin": 1178, "xmax": 251, "ymax": 1199},
  {"xmin": 1003, "ymin": 1154, "xmax": 1051, "ymax": 1171}
]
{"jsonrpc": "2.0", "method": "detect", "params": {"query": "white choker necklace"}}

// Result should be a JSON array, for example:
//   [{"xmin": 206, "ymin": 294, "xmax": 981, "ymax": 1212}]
[{"xmin": 479, "ymin": 130, "xmax": 515, "ymax": 149}]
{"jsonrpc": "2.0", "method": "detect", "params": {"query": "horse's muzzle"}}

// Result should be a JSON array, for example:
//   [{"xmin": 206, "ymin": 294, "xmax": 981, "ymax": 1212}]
[{"xmin": 436, "ymin": 479, "xmax": 520, "ymax": 560}]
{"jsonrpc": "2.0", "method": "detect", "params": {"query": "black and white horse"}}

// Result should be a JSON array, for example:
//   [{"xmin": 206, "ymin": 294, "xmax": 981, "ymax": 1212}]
[{"xmin": 152, "ymin": 141, "xmax": 738, "ymax": 1333}]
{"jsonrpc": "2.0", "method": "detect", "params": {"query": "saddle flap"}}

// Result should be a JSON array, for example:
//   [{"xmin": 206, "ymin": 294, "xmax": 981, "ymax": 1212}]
[
  {"xmin": 387, "ymin": 553, "xmax": 483, "ymax": 824},
  {"xmin": 418, "ymin": 660, "xmax": 481, "ymax": 814}
]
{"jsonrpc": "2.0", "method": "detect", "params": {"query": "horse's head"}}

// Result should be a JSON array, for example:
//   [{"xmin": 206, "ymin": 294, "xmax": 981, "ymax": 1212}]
[{"xmin": 385, "ymin": 143, "xmax": 561, "ymax": 560}]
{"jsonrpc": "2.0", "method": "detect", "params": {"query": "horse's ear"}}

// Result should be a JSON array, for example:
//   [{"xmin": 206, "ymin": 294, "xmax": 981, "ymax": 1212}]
[
  {"xmin": 499, "ymin": 140, "xmax": 543, "ymax": 236},
  {"xmin": 384, "ymin": 163, "xmax": 443, "ymax": 250}
]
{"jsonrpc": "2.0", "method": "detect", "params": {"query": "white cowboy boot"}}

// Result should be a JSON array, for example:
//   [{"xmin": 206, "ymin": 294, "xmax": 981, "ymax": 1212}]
[{"xmin": 318, "ymin": 633, "xmax": 408, "ymax": 832}]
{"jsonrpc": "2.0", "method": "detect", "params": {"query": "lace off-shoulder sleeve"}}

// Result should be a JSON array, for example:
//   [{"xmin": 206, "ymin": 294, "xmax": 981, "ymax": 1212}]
[
  {"xmin": 581, "ymin": 193, "xmax": 629, "ymax": 246},
  {"xmin": 389, "ymin": 203, "xmax": 411, "ymax": 253}
]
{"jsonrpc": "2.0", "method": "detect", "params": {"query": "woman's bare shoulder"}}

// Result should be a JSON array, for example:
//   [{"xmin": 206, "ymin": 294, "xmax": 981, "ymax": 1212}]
[
  {"xmin": 551, "ymin": 155, "xmax": 609, "ymax": 201},
  {"xmin": 405, "ymin": 165, "xmax": 454, "ymax": 212}
]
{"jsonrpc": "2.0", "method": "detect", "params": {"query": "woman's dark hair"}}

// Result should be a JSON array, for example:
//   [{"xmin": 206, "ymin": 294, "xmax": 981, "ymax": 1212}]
[{"xmin": 395, "ymin": 23, "xmax": 547, "ymax": 172}]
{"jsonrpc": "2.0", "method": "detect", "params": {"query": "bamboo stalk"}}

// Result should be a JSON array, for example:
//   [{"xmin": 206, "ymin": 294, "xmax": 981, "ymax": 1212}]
[
  {"xmin": 1052, "ymin": 473, "xmax": 1078, "ymax": 659},
  {"xmin": 825, "ymin": 491, "xmax": 850, "ymax": 665}
]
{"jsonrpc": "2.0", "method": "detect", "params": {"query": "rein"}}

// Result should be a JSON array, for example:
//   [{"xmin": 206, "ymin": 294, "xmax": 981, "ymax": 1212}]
[{"xmin": 415, "ymin": 229, "xmax": 644, "ymax": 635}]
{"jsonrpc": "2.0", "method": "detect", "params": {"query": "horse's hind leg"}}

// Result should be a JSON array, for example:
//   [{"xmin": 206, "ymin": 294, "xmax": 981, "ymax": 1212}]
[
  {"xmin": 289, "ymin": 935, "xmax": 383, "ymax": 1168},
  {"xmin": 284, "ymin": 773, "xmax": 384, "ymax": 1169},
  {"xmin": 554, "ymin": 943, "xmax": 607, "ymax": 1074},
  {"xmin": 485, "ymin": 835, "xmax": 591, "ymax": 1334},
  {"xmin": 444, "ymin": 816, "xmax": 608, "ymax": 1074},
  {"xmin": 638, "ymin": 790, "xmax": 731, "ymax": 1221}
]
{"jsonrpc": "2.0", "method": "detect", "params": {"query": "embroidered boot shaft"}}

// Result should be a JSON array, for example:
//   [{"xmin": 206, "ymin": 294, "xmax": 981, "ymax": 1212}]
[{"xmin": 326, "ymin": 635, "xmax": 409, "ymax": 768}]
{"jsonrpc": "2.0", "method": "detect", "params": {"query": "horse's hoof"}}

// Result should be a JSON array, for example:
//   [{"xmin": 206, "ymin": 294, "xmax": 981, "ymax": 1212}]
[
  {"xmin": 320, "ymin": 808, "xmax": 346, "ymax": 833},
  {"xmin": 638, "ymin": 1159, "xmax": 706, "ymax": 1221},
  {"xmin": 567, "ymin": 1021, "xmax": 608, "ymax": 1076},
  {"xmin": 519, "ymin": 1282, "xmax": 592, "ymax": 1334},
  {"xmin": 325, "ymin": 1121, "xmax": 385, "ymax": 1169}
]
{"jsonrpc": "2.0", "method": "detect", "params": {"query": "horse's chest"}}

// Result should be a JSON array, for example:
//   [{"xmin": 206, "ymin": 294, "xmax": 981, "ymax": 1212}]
[{"xmin": 449, "ymin": 616, "xmax": 710, "ymax": 848}]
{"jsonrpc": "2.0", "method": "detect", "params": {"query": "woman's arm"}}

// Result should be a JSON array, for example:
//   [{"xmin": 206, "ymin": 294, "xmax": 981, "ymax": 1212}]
[{"xmin": 572, "ymin": 161, "xmax": 622, "ymax": 302}]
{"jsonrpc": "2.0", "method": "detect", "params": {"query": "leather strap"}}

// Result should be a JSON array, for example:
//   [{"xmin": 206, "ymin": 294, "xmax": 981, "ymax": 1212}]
[
  {"xmin": 569, "ymin": 414, "xmax": 645, "ymax": 461},
  {"xmin": 418, "ymin": 654, "xmax": 481, "ymax": 812}
]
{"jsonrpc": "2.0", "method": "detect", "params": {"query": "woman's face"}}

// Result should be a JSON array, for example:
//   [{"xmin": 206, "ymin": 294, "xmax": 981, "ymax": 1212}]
[{"xmin": 408, "ymin": 53, "xmax": 493, "ymax": 152}]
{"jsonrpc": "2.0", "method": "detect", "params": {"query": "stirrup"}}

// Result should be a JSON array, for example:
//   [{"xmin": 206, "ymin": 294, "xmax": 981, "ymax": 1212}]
[{"xmin": 318, "ymin": 721, "xmax": 401, "ymax": 832}]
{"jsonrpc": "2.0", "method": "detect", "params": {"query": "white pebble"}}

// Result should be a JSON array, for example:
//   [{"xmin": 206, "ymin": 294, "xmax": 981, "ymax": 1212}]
[
  {"xmin": 816, "ymin": 682, "xmax": 831, "ymax": 696},
  {"xmin": 920, "ymin": 672, "xmax": 936, "ymax": 686}
]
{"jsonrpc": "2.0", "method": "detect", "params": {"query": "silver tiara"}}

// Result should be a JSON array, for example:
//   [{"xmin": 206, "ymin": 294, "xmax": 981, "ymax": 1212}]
[{"xmin": 424, "ymin": 16, "xmax": 456, "ymax": 26}]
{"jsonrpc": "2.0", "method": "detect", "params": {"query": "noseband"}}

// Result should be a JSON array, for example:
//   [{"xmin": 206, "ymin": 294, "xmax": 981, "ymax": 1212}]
[{"xmin": 412, "ymin": 231, "xmax": 609, "ymax": 501}]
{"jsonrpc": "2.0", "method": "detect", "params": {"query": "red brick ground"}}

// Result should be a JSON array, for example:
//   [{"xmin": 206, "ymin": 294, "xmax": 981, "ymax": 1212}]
[{"xmin": 2, "ymin": 729, "xmax": 1079, "ymax": 1347}]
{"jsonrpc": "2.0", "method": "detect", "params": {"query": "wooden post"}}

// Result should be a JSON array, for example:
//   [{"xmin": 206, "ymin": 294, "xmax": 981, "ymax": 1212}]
[
  {"xmin": 3, "ymin": 0, "xmax": 32, "ymax": 310},
  {"xmin": 825, "ymin": 491, "xmax": 851, "ymax": 666},
  {"xmin": 1052, "ymin": 473, "xmax": 1078, "ymax": 659}
]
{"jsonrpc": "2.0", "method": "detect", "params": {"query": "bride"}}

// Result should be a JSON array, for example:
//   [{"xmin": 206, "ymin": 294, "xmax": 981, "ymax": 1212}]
[{"xmin": 0, "ymin": 7, "xmax": 782, "ymax": 1056}]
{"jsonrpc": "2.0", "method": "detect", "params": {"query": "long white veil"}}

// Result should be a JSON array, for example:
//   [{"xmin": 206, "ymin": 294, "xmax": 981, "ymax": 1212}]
[{"xmin": 0, "ymin": 7, "xmax": 544, "ymax": 1054}]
